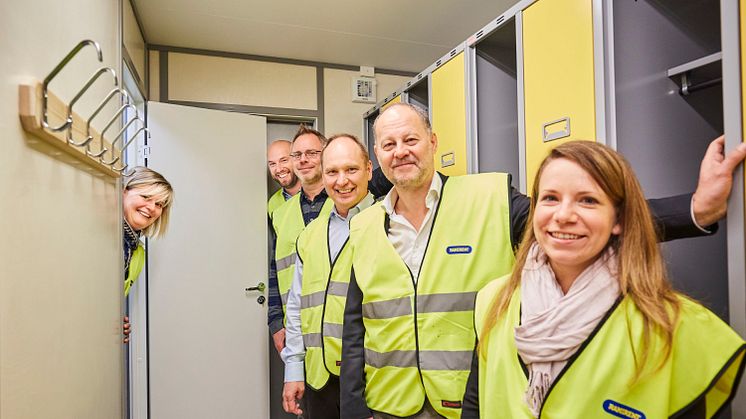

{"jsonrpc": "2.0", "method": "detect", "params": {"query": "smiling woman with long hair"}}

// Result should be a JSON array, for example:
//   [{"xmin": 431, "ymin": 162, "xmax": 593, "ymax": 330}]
[{"xmin": 462, "ymin": 141, "xmax": 745, "ymax": 419}]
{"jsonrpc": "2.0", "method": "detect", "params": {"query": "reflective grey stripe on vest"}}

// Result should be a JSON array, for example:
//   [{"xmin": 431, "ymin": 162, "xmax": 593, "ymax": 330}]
[
  {"xmin": 364, "ymin": 349, "xmax": 472, "ymax": 371},
  {"xmin": 281, "ymin": 292, "xmax": 289, "ymax": 306},
  {"xmin": 365, "ymin": 348, "xmax": 417, "ymax": 368},
  {"xmin": 303, "ymin": 333, "xmax": 322, "ymax": 348},
  {"xmin": 362, "ymin": 296, "xmax": 412, "ymax": 319},
  {"xmin": 323, "ymin": 322, "xmax": 343, "ymax": 339},
  {"xmin": 327, "ymin": 281, "xmax": 348, "ymax": 297},
  {"xmin": 276, "ymin": 253, "xmax": 297, "ymax": 271},
  {"xmin": 416, "ymin": 292, "xmax": 477, "ymax": 313},
  {"xmin": 301, "ymin": 291, "xmax": 325, "ymax": 309},
  {"xmin": 419, "ymin": 350, "xmax": 473, "ymax": 371}
]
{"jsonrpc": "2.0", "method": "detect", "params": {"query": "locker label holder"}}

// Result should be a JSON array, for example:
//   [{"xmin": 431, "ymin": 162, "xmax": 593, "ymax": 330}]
[
  {"xmin": 441, "ymin": 151, "xmax": 456, "ymax": 168},
  {"xmin": 542, "ymin": 117, "xmax": 571, "ymax": 142}
]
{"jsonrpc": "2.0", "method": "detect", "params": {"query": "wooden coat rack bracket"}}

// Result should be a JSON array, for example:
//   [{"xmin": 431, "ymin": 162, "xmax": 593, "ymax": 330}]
[{"xmin": 19, "ymin": 81, "xmax": 120, "ymax": 178}]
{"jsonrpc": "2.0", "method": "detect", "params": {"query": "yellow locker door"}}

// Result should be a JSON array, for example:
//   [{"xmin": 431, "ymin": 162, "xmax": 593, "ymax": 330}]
[
  {"xmin": 382, "ymin": 94, "xmax": 401, "ymax": 111},
  {"xmin": 522, "ymin": 0, "xmax": 596, "ymax": 192},
  {"xmin": 431, "ymin": 52, "xmax": 467, "ymax": 176}
]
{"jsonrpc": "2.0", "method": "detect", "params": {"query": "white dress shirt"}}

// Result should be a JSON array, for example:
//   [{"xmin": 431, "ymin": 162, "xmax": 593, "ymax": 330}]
[{"xmin": 380, "ymin": 174, "xmax": 442, "ymax": 283}]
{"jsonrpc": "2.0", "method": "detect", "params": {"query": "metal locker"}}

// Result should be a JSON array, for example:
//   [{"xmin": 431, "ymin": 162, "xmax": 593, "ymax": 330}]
[
  {"xmin": 431, "ymin": 49, "xmax": 469, "ymax": 176},
  {"xmin": 521, "ymin": 0, "xmax": 597, "ymax": 193}
]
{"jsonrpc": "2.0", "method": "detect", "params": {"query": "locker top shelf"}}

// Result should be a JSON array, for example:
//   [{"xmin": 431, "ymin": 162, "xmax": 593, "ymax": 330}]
[{"xmin": 667, "ymin": 52, "xmax": 722, "ymax": 78}]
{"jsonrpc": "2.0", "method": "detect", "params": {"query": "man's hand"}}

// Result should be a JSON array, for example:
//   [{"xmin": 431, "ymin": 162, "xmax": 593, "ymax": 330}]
[
  {"xmin": 272, "ymin": 328, "xmax": 286, "ymax": 354},
  {"xmin": 123, "ymin": 316, "xmax": 131, "ymax": 344},
  {"xmin": 692, "ymin": 136, "xmax": 746, "ymax": 226},
  {"xmin": 282, "ymin": 381, "xmax": 304, "ymax": 415}
]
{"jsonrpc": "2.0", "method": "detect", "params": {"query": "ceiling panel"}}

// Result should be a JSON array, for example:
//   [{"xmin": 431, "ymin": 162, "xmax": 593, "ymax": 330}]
[{"xmin": 133, "ymin": 0, "xmax": 516, "ymax": 72}]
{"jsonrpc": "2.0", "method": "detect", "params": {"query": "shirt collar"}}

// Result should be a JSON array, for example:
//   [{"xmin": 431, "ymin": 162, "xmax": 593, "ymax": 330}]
[
  {"xmin": 281, "ymin": 188, "xmax": 293, "ymax": 201},
  {"xmin": 300, "ymin": 187, "xmax": 328, "ymax": 204},
  {"xmin": 381, "ymin": 172, "xmax": 442, "ymax": 216},
  {"xmin": 331, "ymin": 192, "xmax": 375, "ymax": 223}
]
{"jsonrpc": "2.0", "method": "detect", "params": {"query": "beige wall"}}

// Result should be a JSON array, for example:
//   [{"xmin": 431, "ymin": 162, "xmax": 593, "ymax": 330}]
[
  {"xmin": 323, "ymin": 68, "xmax": 409, "ymax": 139},
  {"xmin": 168, "ymin": 53, "xmax": 318, "ymax": 110},
  {"xmin": 152, "ymin": 49, "xmax": 412, "ymax": 138},
  {"xmin": 123, "ymin": 0, "xmax": 145, "ymax": 85},
  {"xmin": 0, "ymin": 0, "xmax": 123, "ymax": 418}
]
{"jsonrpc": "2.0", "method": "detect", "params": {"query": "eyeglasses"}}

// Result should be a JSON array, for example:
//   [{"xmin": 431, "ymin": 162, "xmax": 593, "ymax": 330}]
[{"xmin": 290, "ymin": 150, "xmax": 322, "ymax": 160}]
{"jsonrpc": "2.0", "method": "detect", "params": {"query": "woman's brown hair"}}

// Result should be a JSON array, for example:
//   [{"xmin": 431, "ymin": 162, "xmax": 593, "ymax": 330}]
[{"xmin": 479, "ymin": 141, "xmax": 680, "ymax": 380}]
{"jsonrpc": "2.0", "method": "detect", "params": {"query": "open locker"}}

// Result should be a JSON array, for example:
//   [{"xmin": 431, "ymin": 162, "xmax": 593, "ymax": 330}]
[
  {"xmin": 405, "ymin": 75, "xmax": 430, "ymax": 113},
  {"xmin": 470, "ymin": 16, "xmax": 521, "ymax": 188},
  {"xmin": 363, "ymin": 108, "xmax": 380, "ymax": 169},
  {"xmin": 607, "ymin": 0, "xmax": 729, "ymax": 321}
]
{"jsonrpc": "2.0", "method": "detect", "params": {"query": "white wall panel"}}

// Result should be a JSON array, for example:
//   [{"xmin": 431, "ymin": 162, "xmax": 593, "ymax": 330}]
[
  {"xmin": 323, "ymin": 68, "xmax": 408, "ymax": 140},
  {"xmin": 0, "ymin": 0, "xmax": 123, "ymax": 418}
]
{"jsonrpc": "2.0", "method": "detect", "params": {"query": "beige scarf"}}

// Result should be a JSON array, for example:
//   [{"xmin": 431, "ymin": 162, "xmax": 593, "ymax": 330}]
[{"xmin": 514, "ymin": 243, "xmax": 620, "ymax": 417}]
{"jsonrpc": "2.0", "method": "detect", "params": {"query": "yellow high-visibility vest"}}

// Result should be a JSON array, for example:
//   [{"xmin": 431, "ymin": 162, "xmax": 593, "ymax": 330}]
[
  {"xmin": 267, "ymin": 188, "xmax": 286, "ymax": 219},
  {"xmin": 124, "ymin": 243, "xmax": 144, "ymax": 297},
  {"xmin": 296, "ymin": 213, "xmax": 352, "ymax": 389},
  {"xmin": 272, "ymin": 193, "xmax": 333, "ymax": 317},
  {"xmin": 348, "ymin": 173, "xmax": 514, "ymax": 419},
  {"xmin": 473, "ymin": 276, "xmax": 746, "ymax": 419}
]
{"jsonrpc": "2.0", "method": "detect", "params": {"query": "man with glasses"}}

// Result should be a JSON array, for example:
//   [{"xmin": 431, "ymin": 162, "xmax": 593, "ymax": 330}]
[
  {"xmin": 267, "ymin": 139, "xmax": 301, "ymax": 219},
  {"xmin": 268, "ymin": 125, "xmax": 333, "ymax": 355}
]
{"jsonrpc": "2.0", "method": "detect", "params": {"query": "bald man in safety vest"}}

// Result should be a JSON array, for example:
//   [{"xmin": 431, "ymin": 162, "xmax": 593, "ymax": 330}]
[{"xmin": 282, "ymin": 133, "xmax": 375, "ymax": 419}]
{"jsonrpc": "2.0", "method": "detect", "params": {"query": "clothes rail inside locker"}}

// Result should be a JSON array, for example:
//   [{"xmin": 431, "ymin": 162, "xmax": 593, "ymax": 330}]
[{"xmin": 608, "ymin": 0, "xmax": 728, "ymax": 318}]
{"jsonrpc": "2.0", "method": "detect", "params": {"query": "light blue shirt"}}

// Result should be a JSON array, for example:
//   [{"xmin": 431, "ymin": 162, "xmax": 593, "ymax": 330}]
[{"xmin": 281, "ymin": 192, "xmax": 375, "ymax": 382}]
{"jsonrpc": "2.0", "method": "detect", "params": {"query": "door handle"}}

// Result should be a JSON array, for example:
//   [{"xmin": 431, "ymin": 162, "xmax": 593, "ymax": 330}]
[{"xmin": 245, "ymin": 282, "xmax": 266, "ymax": 293}]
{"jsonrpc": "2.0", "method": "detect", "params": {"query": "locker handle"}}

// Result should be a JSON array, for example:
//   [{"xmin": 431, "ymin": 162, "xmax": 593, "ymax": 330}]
[
  {"xmin": 542, "ymin": 117, "xmax": 571, "ymax": 142},
  {"xmin": 441, "ymin": 151, "xmax": 456, "ymax": 168}
]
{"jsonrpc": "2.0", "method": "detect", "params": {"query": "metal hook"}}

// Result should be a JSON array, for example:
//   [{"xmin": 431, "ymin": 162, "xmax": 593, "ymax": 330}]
[
  {"xmin": 68, "ymin": 88, "xmax": 130, "ymax": 147},
  {"xmin": 65, "ymin": 68, "xmax": 120, "ymax": 145},
  {"xmin": 111, "ymin": 128, "xmax": 150, "ymax": 175},
  {"xmin": 100, "ymin": 117, "xmax": 142, "ymax": 165},
  {"xmin": 42, "ymin": 40, "xmax": 103, "ymax": 132},
  {"xmin": 86, "ymin": 103, "xmax": 138, "ymax": 158}
]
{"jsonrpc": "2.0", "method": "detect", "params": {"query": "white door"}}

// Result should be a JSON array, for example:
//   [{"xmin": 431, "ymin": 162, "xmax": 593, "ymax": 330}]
[{"xmin": 147, "ymin": 102, "xmax": 269, "ymax": 419}]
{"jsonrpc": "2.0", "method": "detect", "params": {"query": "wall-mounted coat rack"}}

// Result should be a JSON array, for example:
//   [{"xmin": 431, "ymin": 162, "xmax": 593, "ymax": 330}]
[{"xmin": 18, "ymin": 40, "xmax": 147, "ymax": 177}]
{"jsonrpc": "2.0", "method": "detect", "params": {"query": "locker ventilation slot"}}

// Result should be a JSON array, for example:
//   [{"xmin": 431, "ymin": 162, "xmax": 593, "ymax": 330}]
[
  {"xmin": 476, "ymin": 30, "xmax": 484, "ymax": 39},
  {"xmin": 450, "ymin": 49, "xmax": 457, "ymax": 57},
  {"xmin": 496, "ymin": 16, "xmax": 505, "ymax": 25},
  {"xmin": 436, "ymin": 59, "xmax": 442, "ymax": 67}
]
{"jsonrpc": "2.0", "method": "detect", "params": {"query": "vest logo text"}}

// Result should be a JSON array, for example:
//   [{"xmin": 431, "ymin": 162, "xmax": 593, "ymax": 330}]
[
  {"xmin": 446, "ymin": 245, "xmax": 472, "ymax": 255},
  {"xmin": 603, "ymin": 400, "xmax": 645, "ymax": 419}
]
